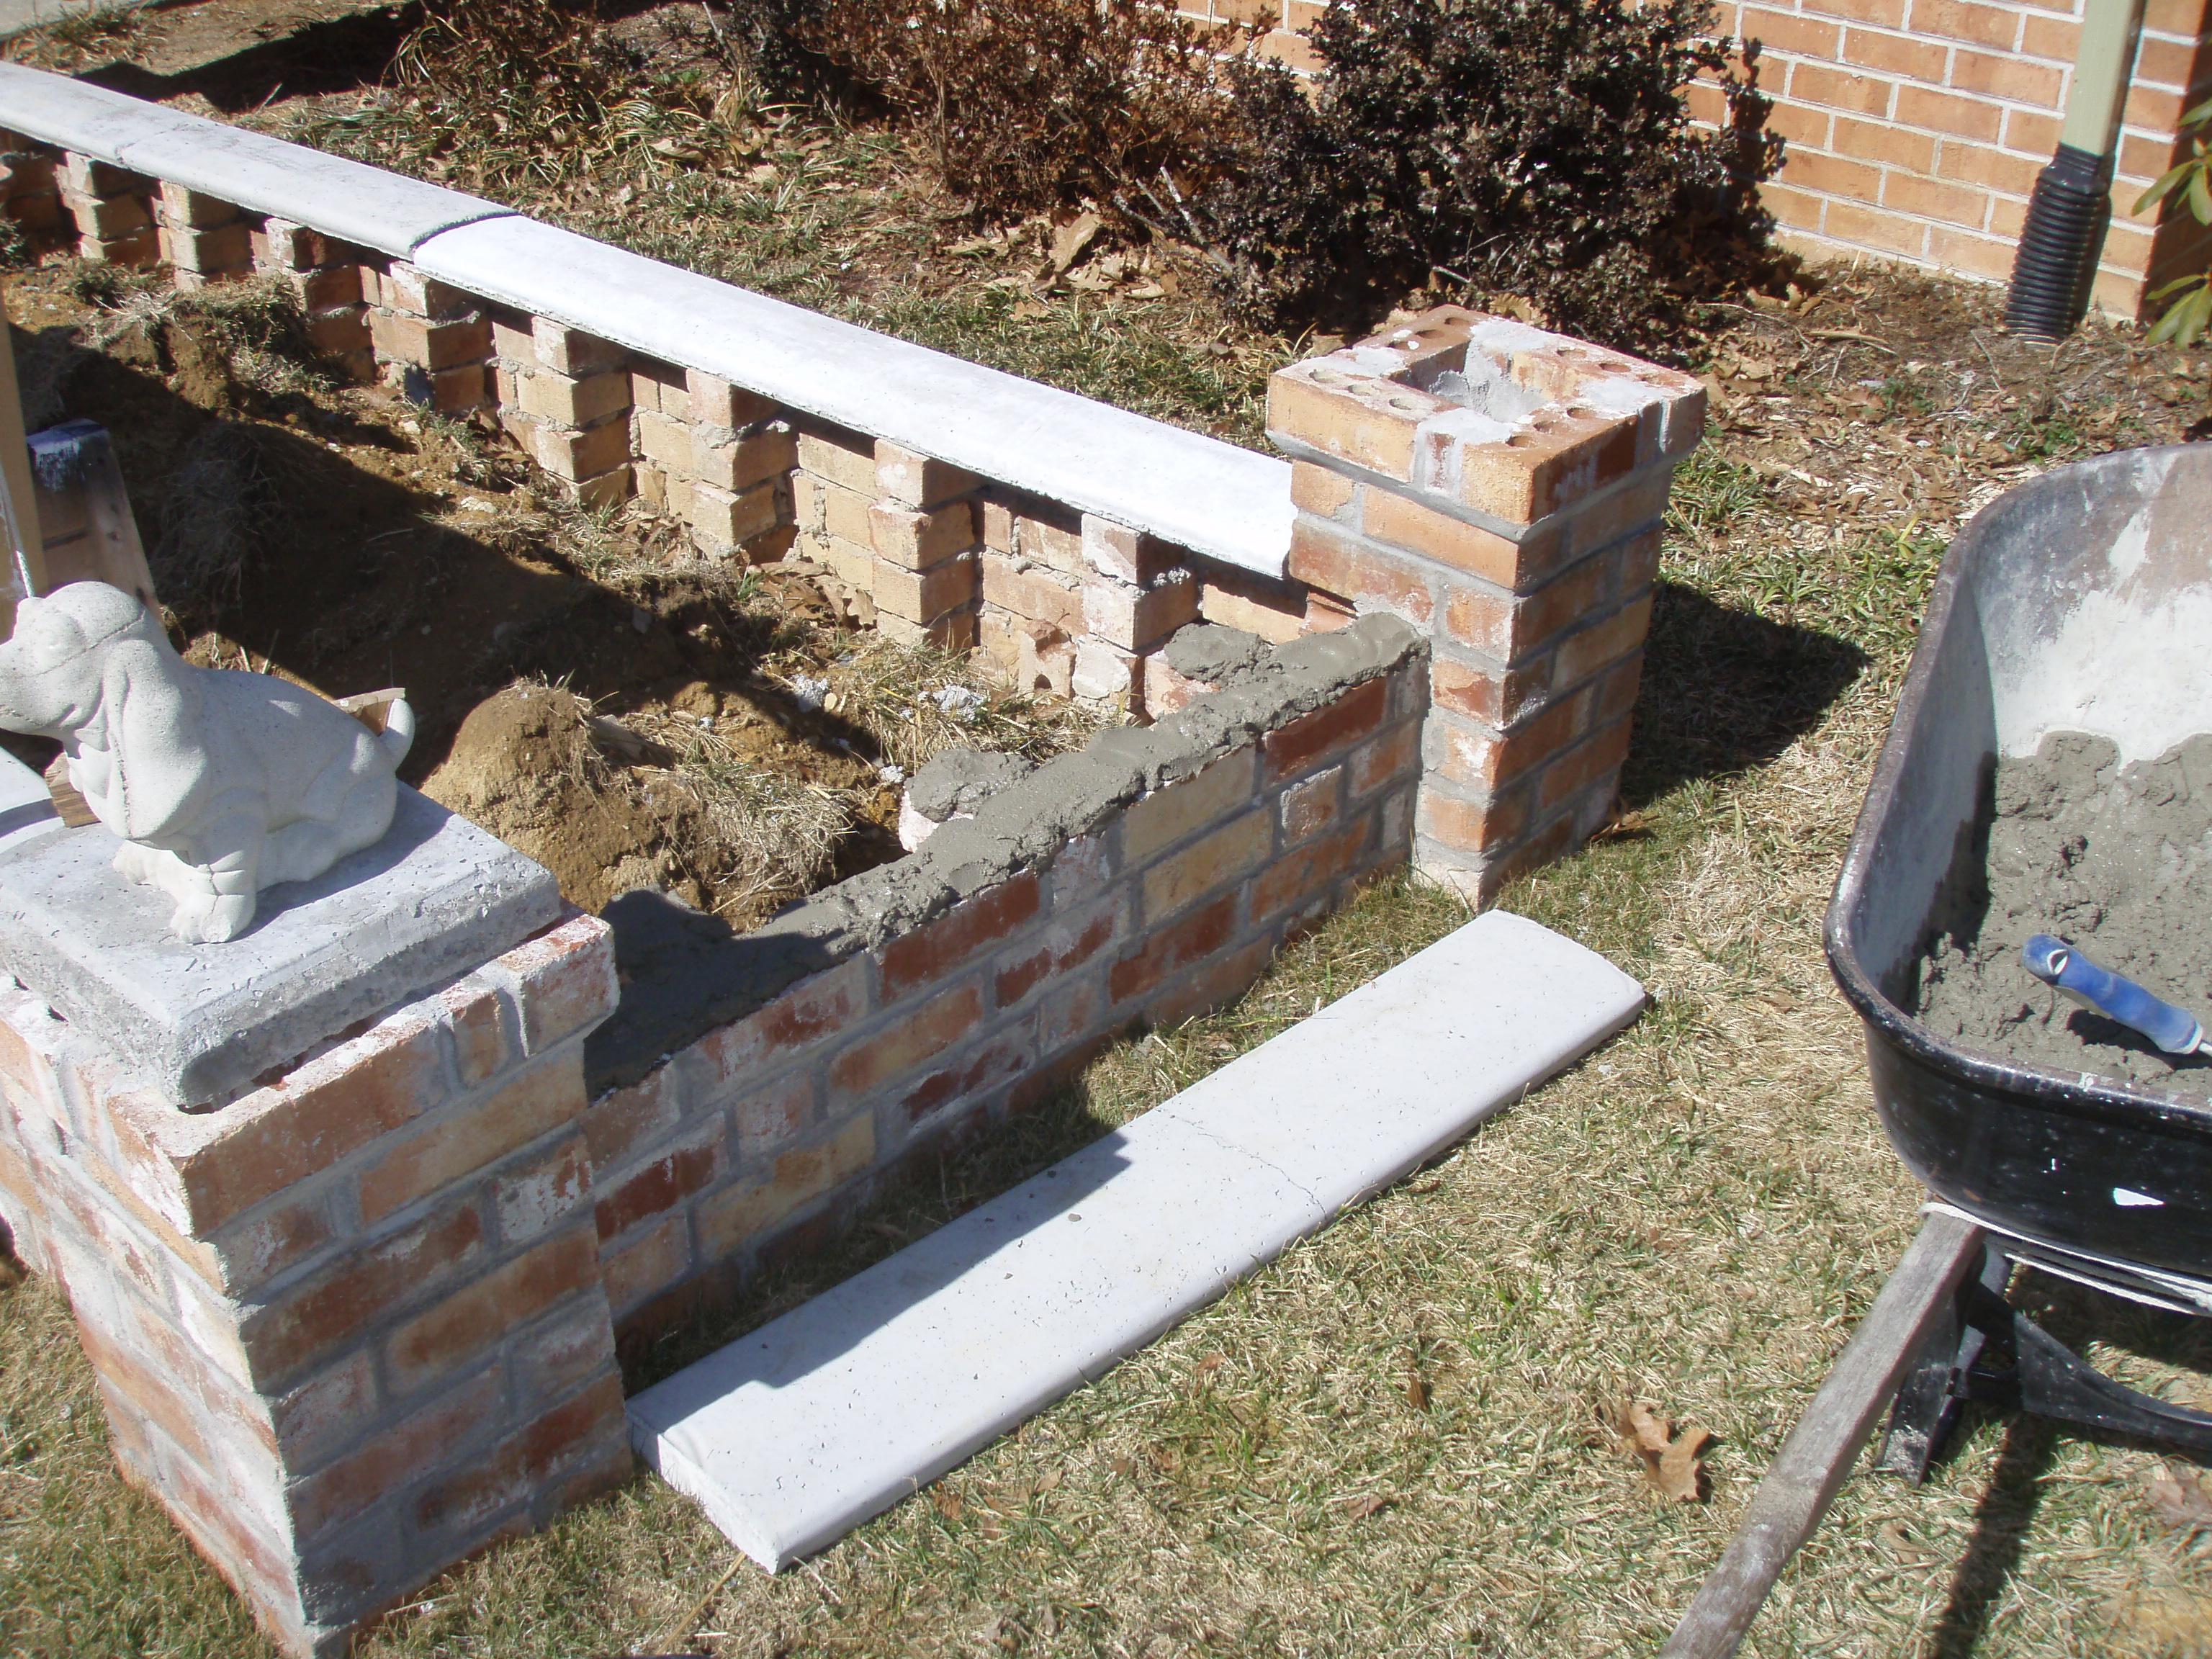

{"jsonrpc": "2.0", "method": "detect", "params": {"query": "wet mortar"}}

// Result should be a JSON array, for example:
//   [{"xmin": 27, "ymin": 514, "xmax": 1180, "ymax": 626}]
[{"xmin": 1915, "ymin": 730, "xmax": 2212, "ymax": 1089}]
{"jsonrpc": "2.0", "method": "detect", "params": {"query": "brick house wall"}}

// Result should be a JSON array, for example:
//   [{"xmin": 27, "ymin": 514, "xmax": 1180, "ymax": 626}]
[{"xmin": 1179, "ymin": 0, "xmax": 2212, "ymax": 320}]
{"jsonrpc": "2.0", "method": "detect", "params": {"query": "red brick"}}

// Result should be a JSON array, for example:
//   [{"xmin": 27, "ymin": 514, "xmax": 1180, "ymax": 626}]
[
  {"xmin": 1948, "ymin": 48, "xmax": 2062, "ymax": 107},
  {"xmin": 1764, "ymin": 98, "xmax": 1835, "ymax": 148},
  {"xmin": 240, "ymin": 1201, "xmax": 486, "ymax": 1385},
  {"xmin": 1109, "ymin": 893, "xmax": 1238, "ymax": 1003},
  {"xmin": 829, "ymin": 984, "xmax": 983, "ymax": 1097},
  {"xmin": 1144, "ymin": 936, "xmax": 1278, "ymax": 1029},
  {"xmin": 877, "ymin": 873, "xmax": 1043, "ymax": 1002},
  {"xmin": 1279, "ymin": 765, "xmax": 1343, "ymax": 844},
  {"xmin": 689, "ymin": 369, "xmax": 779, "ymax": 427},
  {"xmin": 1287, "ymin": 518, "xmax": 1437, "ymax": 624},
  {"xmin": 285, "ymin": 1363, "xmax": 504, "ymax": 1542},
  {"xmin": 1262, "ymin": 678, "xmax": 1390, "ymax": 782},
  {"xmin": 1083, "ymin": 518, "xmax": 1184, "ymax": 585},
  {"xmin": 695, "ymin": 1116, "xmax": 876, "ymax": 1257},
  {"xmin": 1833, "ymin": 115, "xmax": 1936, "ymax": 170},
  {"xmin": 733, "ymin": 1071, "xmax": 814, "ymax": 1157},
  {"xmin": 440, "ymin": 979, "xmax": 509, "ymax": 1087},
  {"xmin": 78, "ymin": 1321, "xmax": 211, "ymax": 1467},
  {"xmin": 1290, "ymin": 459, "xmax": 1355, "ymax": 518},
  {"xmin": 1933, "ymin": 138, "xmax": 2043, "ymax": 196},
  {"xmin": 997, "ymin": 904, "xmax": 1120, "ymax": 1009},
  {"xmin": 876, "ymin": 440, "xmax": 979, "ymax": 508},
  {"xmin": 902, "ymin": 1027, "xmax": 1035, "ymax": 1123},
  {"xmin": 384, "ymin": 1226, "xmax": 601, "ymax": 1395},
  {"xmin": 1349, "ymin": 722, "xmax": 1420, "ymax": 798},
  {"xmin": 1883, "ymin": 169, "xmax": 1985, "ymax": 227},
  {"xmin": 1082, "ymin": 572, "xmax": 1201, "ymax": 651},
  {"xmin": 686, "ymin": 958, "xmax": 866, "ymax": 1093},
  {"xmin": 495, "ymin": 914, "xmax": 616, "ymax": 1053},
  {"xmin": 1267, "ymin": 367, "xmax": 1428, "ymax": 480},
  {"xmin": 583, "ymin": 1065, "xmax": 684, "ymax": 1173},
  {"xmin": 1251, "ymin": 819, "xmax": 1369, "ymax": 922},
  {"xmin": 1443, "ymin": 558, "xmax": 1608, "ymax": 665},
  {"xmin": 413, "ymin": 1375, "xmax": 626, "ymax": 1538},
  {"xmin": 1123, "ymin": 751, "xmax": 1259, "ymax": 863},
  {"xmin": 1782, "ymin": 148, "xmax": 1884, "ymax": 199},
  {"xmin": 1787, "ymin": 60, "xmax": 1894, "ymax": 115},
  {"xmin": 1555, "ymin": 594, "xmax": 1655, "ymax": 687},
  {"xmin": 1592, "ymin": 652, "xmax": 1647, "ymax": 727},
  {"xmin": 871, "ymin": 499, "xmax": 977, "ymax": 570},
  {"xmin": 1417, "ymin": 784, "xmax": 1530, "ymax": 855},
  {"xmin": 104, "ymin": 1011, "xmax": 444, "ymax": 1236},
  {"xmin": 1357, "ymin": 486, "xmax": 1532, "ymax": 587},
  {"xmin": 1800, "ymin": 0, "xmax": 1906, "ymax": 24},
  {"xmin": 1538, "ymin": 717, "xmax": 1635, "ymax": 811},
  {"xmin": 1740, "ymin": 6, "xmax": 1841, "ymax": 55},
  {"xmin": 1430, "ymin": 693, "xmax": 1588, "ymax": 792},
  {"xmin": 1843, "ymin": 27, "xmax": 1945, "ymax": 81},
  {"xmin": 357, "ymin": 1050, "xmax": 585, "ymax": 1225},
  {"xmin": 1199, "ymin": 567, "xmax": 1307, "ymax": 644},
  {"xmin": 980, "ymin": 552, "xmax": 1085, "ymax": 633},
  {"xmin": 601, "ymin": 1211, "xmax": 691, "ymax": 1313},
  {"xmin": 1305, "ymin": 590, "xmax": 1356, "ymax": 632},
  {"xmin": 1894, "ymin": 84, "xmax": 2003, "ymax": 142},
  {"xmin": 593, "ymin": 1116, "xmax": 724, "ymax": 1243},
  {"xmin": 1143, "ymin": 809, "xmax": 1273, "ymax": 921},
  {"xmin": 873, "ymin": 553, "xmax": 978, "ymax": 624},
  {"xmin": 1823, "ymin": 199, "xmax": 1931, "ymax": 256},
  {"xmin": 369, "ymin": 308, "xmax": 490, "ymax": 370},
  {"xmin": 268, "ymin": 1350, "xmax": 377, "ymax": 1462}
]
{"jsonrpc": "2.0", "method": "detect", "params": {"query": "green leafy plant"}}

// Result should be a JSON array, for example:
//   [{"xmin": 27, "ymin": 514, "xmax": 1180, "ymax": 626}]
[
  {"xmin": 2136, "ymin": 94, "xmax": 2212, "ymax": 347},
  {"xmin": 1197, "ymin": 0, "xmax": 1784, "ymax": 354}
]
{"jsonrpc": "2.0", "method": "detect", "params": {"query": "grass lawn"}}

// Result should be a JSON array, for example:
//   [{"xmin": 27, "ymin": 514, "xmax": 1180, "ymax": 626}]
[{"xmin": 6, "ymin": 10, "xmax": 2212, "ymax": 1653}]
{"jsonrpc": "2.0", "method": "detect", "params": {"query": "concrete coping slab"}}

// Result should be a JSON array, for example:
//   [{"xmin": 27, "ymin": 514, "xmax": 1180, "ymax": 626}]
[
  {"xmin": 629, "ymin": 909, "xmax": 1647, "ymax": 1569},
  {"xmin": 409, "ymin": 214, "xmax": 1296, "ymax": 577},
  {"xmin": 0, "ymin": 783, "xmax": 562, "ymax": 1105},
  {"xmin": 0, "ymin": 64, "xmax": 513, "ymax": 256}
]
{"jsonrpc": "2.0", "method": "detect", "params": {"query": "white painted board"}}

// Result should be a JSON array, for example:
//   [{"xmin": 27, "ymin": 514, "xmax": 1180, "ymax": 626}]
[
  {"xmin": 412, "ymin": 215, "xmax": 1296, "ymax": 577},
  {"xmin": 629, "ymin": 909, "xmax": 1644, "ymax": 1569}
]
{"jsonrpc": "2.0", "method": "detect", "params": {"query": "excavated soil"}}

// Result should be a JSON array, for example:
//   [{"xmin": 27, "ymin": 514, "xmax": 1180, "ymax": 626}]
[
  {"xmin": 1915, "ymin": 731, "xmax": 2212, "ymax": 1089},
  {"xmin": 4, "ymin": 260, "xmax": 1087, "ymax": 927}
]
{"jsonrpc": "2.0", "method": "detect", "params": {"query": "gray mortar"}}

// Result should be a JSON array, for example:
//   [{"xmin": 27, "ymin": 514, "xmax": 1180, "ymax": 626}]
[
  {"xmin": 589, "ymin": 612, "xmax": 1428, "ymax": 1091},
  {"xmin": 1163, "ymin": 623, "xmax": 1270, "ymax": 688},
  {"xmin": 1915, "ymin": 730, "xmax": 2212, "ymax": 1089},
  {"xmin": 907, "ymin": 748, "xmax": 1036, "ymax": 823}
]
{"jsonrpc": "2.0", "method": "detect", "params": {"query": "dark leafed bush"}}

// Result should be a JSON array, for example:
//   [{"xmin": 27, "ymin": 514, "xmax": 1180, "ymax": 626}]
[
  {"xmin": 1202, "ymin": 0, "xmax": 1784, "ymax": 354},
  {"xmin": 721, "ymin": 0, "xmax": 1234, "ymax": 219}
]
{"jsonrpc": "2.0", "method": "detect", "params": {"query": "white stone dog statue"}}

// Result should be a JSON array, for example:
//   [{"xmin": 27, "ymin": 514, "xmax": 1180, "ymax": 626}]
[{"xmin": 0, "ymin": 581, "xmax": 415, "ymax": 943}]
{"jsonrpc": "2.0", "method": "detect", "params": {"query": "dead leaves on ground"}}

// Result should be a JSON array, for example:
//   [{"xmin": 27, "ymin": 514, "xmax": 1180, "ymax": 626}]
[
  {"xmin": 1611, "ymin": 1400, "xmax": 1714, "ymax": 1503},
  {"xmin": 2146, "ymin": 1462, "xmax": 2212, "ymax": 1539}
]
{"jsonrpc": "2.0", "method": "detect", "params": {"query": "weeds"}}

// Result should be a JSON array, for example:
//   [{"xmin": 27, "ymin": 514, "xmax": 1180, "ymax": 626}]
[{"xmin": 2, "ymin": 0, "xmax": 148, "ymax": 68}]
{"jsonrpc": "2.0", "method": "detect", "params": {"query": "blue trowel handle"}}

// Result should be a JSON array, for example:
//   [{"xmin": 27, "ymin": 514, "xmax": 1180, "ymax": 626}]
[{"xmin": 2021, "ymin": 935, "xmax": 2206, "ymax": 1054}]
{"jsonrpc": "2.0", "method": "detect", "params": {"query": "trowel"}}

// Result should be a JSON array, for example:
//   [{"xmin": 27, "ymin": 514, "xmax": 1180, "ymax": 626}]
[{"xmin": 2021, "ymin": 934, "xmax": 2210, "ymax": 1055}]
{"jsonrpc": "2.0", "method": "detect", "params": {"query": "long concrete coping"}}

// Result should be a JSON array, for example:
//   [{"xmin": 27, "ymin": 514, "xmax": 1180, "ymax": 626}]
[
  {"xmin": 0, "ymin": 65, "xmax": 1295, "ymax": 575},
  {"xmin": 415, "ymin": 216, "xmax": 1295, "ymax": 576},
  {"xmin": 629, "ymin": 909, "xmax": 1645, "ymax": 1570},
  {"xmin": 0, "ymin": 64, "xmax": 513, "ymax": 256}
]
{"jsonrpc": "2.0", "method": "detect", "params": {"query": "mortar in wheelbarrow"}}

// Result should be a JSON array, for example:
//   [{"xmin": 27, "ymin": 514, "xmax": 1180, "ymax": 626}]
[{"xmin": 1827, "ymin": 444, "xmax": 2212, "ymax": 1286}]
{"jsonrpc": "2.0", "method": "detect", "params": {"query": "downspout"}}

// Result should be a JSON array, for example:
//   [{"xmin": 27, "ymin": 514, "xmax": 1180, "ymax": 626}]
[{"xmin": 2005, "ymin": 0, "xmax": 2149, "ymax": 340}]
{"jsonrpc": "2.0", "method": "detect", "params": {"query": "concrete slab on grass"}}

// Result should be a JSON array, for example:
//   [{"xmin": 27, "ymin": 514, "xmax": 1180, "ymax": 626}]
[
  {"xmin": 0, "ymin": 64, "xmax": 511, "ymax": 256},
  {"xmin": 0, "ymin": 784, "xmax": 562, "ymax": 1103},
  {"xmin": 412, "ymin": 215, "xmax": 1297, "ymax": 579},
  {"xmin": 629, "ymin": 909, "xmax": 1645, "ymax": 1570}
]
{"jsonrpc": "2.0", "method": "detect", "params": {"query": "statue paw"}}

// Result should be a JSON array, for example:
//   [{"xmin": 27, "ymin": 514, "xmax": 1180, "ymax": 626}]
[
  {"xmin": 112, "ymin": 841, "xmax": 158, "ymax": 886},
  {"xmin": 170, "ymin": 891, "xmax": 254, "ymax": 944}
]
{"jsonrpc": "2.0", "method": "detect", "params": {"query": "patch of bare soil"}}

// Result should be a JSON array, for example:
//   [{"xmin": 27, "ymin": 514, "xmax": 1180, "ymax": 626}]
[{"xmin": 4, "ymin": 260, "xmax": 1099, "ymax": 927}]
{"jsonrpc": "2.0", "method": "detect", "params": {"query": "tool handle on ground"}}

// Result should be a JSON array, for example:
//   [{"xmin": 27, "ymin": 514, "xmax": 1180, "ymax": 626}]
[{"xmin": 2020, "ymin": 935, "xmax": 2204, "ymax": 1054}]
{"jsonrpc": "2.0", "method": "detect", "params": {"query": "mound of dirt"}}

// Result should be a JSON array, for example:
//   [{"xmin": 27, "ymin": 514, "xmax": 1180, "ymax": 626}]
[{"xmin": 422, "ymin": 684, "xmax": 707, "ymax": 913}]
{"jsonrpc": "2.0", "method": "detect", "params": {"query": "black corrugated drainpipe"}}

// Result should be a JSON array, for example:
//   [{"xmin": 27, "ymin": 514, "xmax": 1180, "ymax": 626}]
[{"xmin": 2006, "ymin": 0, "xmax": 2150, "ymax": 341}]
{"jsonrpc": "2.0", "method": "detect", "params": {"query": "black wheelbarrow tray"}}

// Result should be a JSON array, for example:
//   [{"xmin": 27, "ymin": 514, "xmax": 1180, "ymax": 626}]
[{"xmin": 1664, "ymin": 445, "xmax": 2212, "ymax": 1659}]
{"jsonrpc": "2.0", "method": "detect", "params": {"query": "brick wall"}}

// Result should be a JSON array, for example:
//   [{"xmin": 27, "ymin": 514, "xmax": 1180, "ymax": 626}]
[
  {"xmin": 0, "ymin": 914, "xmax": 629, "ymax": 1658},
  {"xmin": 578, "ymin": 615, "xmax": 1426, "ymax": 1376}
]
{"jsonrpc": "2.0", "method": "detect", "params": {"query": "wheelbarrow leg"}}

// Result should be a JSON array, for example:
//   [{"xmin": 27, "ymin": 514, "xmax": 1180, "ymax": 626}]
[
  {"xmin": 1875, "ymin": 1240, "xmax": 2012, "ymax": 1483},
  {"xmin": 1660, "ymin": 1209, "xmax": 1988, "ymax": 1659}
]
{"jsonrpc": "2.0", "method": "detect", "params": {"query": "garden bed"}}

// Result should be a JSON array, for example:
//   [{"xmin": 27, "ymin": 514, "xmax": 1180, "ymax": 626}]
[{"xmin": 4, "ymin": 259, "xmax": 1102, "ymax": 927}]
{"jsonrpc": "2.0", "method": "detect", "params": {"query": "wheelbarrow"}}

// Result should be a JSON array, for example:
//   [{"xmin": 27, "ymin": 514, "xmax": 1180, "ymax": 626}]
[{"xmin": 1665, "ymin": 444, "xmax": 2212, "ymax": 1657}]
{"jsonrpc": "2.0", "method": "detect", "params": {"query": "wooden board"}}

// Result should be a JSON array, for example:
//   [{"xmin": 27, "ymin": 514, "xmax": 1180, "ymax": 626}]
[{"xmin": 1660, "ymin": 1208, "xmax": 1987, "ymax": 1659}]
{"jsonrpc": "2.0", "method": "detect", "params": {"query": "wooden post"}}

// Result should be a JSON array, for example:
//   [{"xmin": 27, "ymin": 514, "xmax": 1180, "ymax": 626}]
[{"xmin": 1660, "ymin": 1208, "xmax": 1987, "ymax": 1659}]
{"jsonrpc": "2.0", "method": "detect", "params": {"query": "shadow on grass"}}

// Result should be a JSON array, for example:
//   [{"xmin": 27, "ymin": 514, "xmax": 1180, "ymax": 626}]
[{"xmin": 1619, "ymin": 578, "xmax": 1867, "ymax": 809}]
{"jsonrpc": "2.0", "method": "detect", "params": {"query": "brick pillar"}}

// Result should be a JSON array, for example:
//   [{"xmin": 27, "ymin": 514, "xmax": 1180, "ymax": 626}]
[
  {"xmin": 1267, "ymin": 305, "xmax": 1704, "ymax": 899},
  {"xmin": 630, "ymin": 369, "xmax": 793, "ymax": 558},
  {"xmin": 0, "ymin": 135, "xmax": 63, "ymax": 253},
  {"xmin": 489, "ymin": 317, "xmax": 635, "ymax": 507},
  {"xmin": 366, "ymin": 259, "xmax": 493, "ymax": 415},
  {"xmin": 792, "ymin": 425, "xmax": 977, "ymax": 644},
  {"xmin": 252, "ymin": 217, "xmax": 374, "ymax": 383},
  {"xmin": 58, "ymin": 152, "xmax": 157, "ymax": 266},
  {"xmin": 0, "ymin": 915, "xmax": 629, "ymax": 1657},
  {"xmin": 154, "ymin": 182, "xmax": 253, "ymax": 290}
]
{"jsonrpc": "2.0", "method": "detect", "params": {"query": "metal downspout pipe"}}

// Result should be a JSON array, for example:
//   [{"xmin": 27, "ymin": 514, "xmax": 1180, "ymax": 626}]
[{"xmin": 2005, "ymin": 0, "xmax": 2150, "ymax": 340}]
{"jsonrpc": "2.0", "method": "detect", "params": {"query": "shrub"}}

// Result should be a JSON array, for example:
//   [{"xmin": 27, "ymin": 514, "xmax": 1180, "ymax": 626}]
[
  {"xmin": 719, "ymin": 0, "xmax": 1234, "ymax": 220},
  {"xmin": 1201, "ymin": 0, "xmax": 1783, "ymax": 354}
]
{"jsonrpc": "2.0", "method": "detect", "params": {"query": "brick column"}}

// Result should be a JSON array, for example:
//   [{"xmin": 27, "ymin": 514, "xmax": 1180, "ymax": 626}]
[
  {"xmin": 0, "ymin": 915, "xmax": 629, "ymax": 1657},
  {"xmin": 0, "ymin": 135, "xmax": 62, "ymax": 253},
  {"xmin": 631, "ymin": 369, "xmax": 793, "ymax": 559},
  {"xmin": 492, "ymin": 317, "xmax": 635, "ymax": 507},
  {"xmin": 58, "ymin": 152, "xmax": 157, "ymax": 266},
  {"xmin": 252, "ymin": 217, "xmax": 374, "ymax": 383},
  {"xmin": 154, "ymin": 182, "xmax": 253, "ymax": 290},
  {"xmin": 792, "ymin": 425, "xmax": 979, "ymax": 645},
  {"xmin": 366, "ymin": 260, "xmax": 494, "ymax": 415},
  {"xmin": 1267, "ymin": 305, "xmax": 1704, "ymax": 899}
]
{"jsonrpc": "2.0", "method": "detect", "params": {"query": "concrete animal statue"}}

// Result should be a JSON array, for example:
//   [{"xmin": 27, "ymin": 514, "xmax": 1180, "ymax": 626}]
[{"xmin": 0, "ymin": 582, "xmax": 413, "ymax": 943}]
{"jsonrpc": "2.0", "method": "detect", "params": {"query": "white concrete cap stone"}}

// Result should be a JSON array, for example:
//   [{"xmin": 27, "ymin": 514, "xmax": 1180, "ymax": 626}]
[
  {"xmin": 629, "ymin": 909, "xmax": 1645, "ymax": 1570},
  {"xmin": 0, "ymin": 64, "xmax": 513, "ymax": 256},
  {"xmin": 410, "ymin": 217, "xmax": 1296, "ymax": 577}
]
